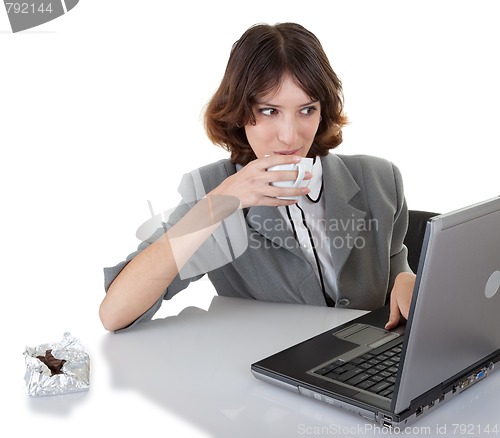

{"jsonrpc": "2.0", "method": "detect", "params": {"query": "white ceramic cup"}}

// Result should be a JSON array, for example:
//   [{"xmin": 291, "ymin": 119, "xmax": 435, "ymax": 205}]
[{"xmin": 268, "ymin": 157, "xmax": 314, "ymax": 200}]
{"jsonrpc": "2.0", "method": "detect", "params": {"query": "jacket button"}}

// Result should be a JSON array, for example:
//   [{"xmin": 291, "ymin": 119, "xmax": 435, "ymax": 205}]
[{"xmin": 337, "ymin": 298, "xmax": 350, "ymax": 307}]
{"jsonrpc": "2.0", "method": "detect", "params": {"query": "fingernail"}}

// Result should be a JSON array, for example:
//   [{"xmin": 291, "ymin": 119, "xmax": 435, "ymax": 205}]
[{"xmin": 292, "ymin": 156, "xmax": 301, "ymax": 162}]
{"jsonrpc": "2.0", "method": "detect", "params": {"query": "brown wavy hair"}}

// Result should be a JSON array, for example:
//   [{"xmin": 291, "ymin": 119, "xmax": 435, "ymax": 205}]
[{"xmin": 204, "ymin": 22, "xmax": 348, "ymax": 165}]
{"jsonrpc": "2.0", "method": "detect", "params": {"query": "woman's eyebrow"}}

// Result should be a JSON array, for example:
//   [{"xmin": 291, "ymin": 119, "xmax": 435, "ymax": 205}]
[{"xmin": 255, "ymin": 99, "xmax": 319, "ymax": 108}]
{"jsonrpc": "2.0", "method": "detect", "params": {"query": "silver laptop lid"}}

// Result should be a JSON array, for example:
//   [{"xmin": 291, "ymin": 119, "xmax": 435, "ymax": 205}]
[{"xmin": 393, "ymin": 196, "xmax": 500, "ymax": 413}]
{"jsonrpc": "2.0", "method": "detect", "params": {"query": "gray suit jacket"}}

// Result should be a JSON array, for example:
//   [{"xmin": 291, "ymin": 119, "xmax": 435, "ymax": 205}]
[{"xmin": 104, "ymin": 153, "xmax": 411, "ymax": 328}]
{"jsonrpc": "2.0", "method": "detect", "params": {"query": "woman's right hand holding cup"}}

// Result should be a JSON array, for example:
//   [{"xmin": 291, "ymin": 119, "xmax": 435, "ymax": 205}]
[{"xmin": 209, "ymin": 155, "xmax": 312, "ymax": 209}]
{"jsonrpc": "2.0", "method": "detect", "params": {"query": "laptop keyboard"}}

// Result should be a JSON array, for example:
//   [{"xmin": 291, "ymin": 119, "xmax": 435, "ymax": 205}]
[{"xmin": 314, "ymin": 341, "xmax": 403, "ymax": 399}]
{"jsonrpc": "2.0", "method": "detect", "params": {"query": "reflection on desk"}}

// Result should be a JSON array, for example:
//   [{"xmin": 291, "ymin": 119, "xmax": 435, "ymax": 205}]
[{"xmin": 101, "ymin": 296, "xmax": 500, "ymax": 438}]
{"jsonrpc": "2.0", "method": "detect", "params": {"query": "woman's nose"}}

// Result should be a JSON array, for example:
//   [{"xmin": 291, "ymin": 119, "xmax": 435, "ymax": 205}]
[{"xmin": 277, "ymin": 117, "xmax": 298, "ymax": 146}]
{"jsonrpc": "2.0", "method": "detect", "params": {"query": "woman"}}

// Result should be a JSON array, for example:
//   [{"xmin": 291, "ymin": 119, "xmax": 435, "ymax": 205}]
[{"xmin": 100, "ymin": 22, "xmax": 415, "ymax": 332}]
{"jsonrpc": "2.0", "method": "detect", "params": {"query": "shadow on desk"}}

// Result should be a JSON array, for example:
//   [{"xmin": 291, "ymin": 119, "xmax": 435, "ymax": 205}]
[
  {"xmin": 100, "ymin": 296, "xmax": 500, "ymax": 438},
  {"xmin": 101, "ymin": 297, "xmax": 367, "ymax": 437}
]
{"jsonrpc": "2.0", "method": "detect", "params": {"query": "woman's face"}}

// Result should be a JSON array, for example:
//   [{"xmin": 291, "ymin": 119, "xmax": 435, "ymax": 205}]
[{"xmin": 244, "ymin": 75, "xmax": 321, "ymax": 159}]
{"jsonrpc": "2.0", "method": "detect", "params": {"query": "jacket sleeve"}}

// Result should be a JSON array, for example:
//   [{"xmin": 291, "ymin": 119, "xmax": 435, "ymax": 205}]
[
  {"xmin": 387, "ymin": 162, "xmax": 412, "ymax": 296},
  {"xmin": 102, "ymin": 172, "xmax": 208, "ymax": 329},
  {"xmin": 103, "ymin": 162, "xmax": 243, "ymax": 329},
  {"xmin": 348, "ymin": 154, "xmax": 412, "ymax": 305}
]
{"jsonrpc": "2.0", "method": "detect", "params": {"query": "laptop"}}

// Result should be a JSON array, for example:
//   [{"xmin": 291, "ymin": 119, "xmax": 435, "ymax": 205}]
[{"xmin": 251, "ymin": 196, "xmax": 500, "ymax": 428}]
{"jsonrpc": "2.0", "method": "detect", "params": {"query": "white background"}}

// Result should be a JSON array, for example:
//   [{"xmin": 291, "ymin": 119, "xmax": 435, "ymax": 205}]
[{"xmin": 1, "ymin": 1, "xmax": 499, "ymax": 436}]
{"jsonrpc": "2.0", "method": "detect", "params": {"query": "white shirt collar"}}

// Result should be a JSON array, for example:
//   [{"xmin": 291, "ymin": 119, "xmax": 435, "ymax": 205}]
[{"xmin": 303, "ymin": 157, "xmax": 323, "ymax": 202}]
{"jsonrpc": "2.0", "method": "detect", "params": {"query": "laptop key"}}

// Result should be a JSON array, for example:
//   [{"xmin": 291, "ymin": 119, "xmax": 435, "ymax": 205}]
[
  {"xmin": 368, "ymin": 381, "xmax": 391, "ymax": 394},
  {"xmin": 316, "ymin": 366, "xmax": 334, "ymax": 375},
  {"xmin": 334, "ymin": 363, "xmax": 355, "ymax": 374},
  {"xmin": 334, "ymin": 367, "xmax": 364, "ymax": 382},
  {"xmin": 357, "ymin": 379, "xmax": 377, "ymax": 390},
  {"xmin": 346, "ymin": 372, "xmax": 371, "ymax": 386},
  {"xmin": 360, "ymin": 353, "xmax": 374, "ymax": 360},
  {"xmin": 379, "ymin": 388, "xmax": 393, "ymax": 398}
]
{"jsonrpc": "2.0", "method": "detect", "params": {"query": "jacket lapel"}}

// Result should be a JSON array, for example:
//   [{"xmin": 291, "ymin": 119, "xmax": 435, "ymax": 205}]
[{"xmin": 322, "ymin": 154, "xmax": 366, "ymax": 278}]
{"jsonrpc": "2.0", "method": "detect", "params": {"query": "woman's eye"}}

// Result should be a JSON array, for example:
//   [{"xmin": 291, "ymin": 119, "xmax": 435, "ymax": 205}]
[
  {"xmin": 259, "ymin": 108, "xmax": 277, "ymax": 116},
  {"xmin": 300, "ymin": 106, "xmax": 317, "ymax": 116}
]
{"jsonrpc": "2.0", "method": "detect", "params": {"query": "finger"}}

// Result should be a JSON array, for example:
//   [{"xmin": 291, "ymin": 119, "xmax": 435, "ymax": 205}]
[
  {"xmin": 258, "ymin": 197, "xmax": 300, "ymax": 207},
  {"xmin": 241, "ymin": 156, "xmax": 300, "ymax": 176},
  {"xmin": 261, "ymin": 154, "xmax": 302, "ymax": 168},
  {"xmin": 269, "ymin": 186, "xmax": 310, "ymax": 199},
  {"xmin": 255, "ymin": 186, "xmax": 311, "ymax": 206},
  {"xmin": 385, "ymin": 292, "xmax": 401, "ymax": 330},
  {"xmin": 267, "ymin": 170, "xmax": 313, "ymax": 183}
]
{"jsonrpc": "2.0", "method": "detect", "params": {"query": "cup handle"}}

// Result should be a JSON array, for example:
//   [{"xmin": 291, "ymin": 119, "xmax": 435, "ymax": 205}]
[{"xmin": 292, "ymin": 163, "xmax": 305, "ymax": 187}]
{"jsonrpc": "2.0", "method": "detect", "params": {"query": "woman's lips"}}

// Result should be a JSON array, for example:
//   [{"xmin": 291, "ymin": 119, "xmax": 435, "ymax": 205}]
[{"xmin": 275, "ymin": 148, "xmax": 301, "ymax": 155}]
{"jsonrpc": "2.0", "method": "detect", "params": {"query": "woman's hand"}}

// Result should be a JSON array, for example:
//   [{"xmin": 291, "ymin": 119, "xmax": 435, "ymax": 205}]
[
  {"xmin": 385, "ymin": 272, "xmax": 416, "ymax": 330},
  {"xmin": 209, "ymin": 155, "xmax": 311, "ymax": 209}
]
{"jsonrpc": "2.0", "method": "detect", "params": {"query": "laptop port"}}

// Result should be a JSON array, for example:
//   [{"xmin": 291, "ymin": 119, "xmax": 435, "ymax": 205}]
[
  {"xmin": 382, "ymin": 416, "xmax": 393, "ymax": 428},
  {"xmin": 459, "ymin": 378, "xmax": 471, "ymax": 389},
  {"xmin": 379, "ymin": 414, "xmax": 393, "ymax": 428},
  {"xmin": 416, "ymin": 406, "xmax": 424, "ymax": 417}
]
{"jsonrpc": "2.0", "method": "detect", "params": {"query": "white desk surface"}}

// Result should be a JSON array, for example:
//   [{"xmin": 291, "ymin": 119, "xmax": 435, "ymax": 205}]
[{"xmin": 8, "ymin": 294, "xmax": 500, "ymax": 438}]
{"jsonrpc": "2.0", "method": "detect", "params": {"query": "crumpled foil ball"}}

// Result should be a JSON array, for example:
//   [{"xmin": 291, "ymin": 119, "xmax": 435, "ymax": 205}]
[{"xmin": 24, "ymin": 332, "xmax": 90, "ymax": 396}]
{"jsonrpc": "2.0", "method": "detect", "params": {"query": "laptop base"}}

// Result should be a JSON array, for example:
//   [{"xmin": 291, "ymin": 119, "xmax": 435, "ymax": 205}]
[{"xmin": 253, "ymin": 355, "xmax": 496, "ymax": 428}]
